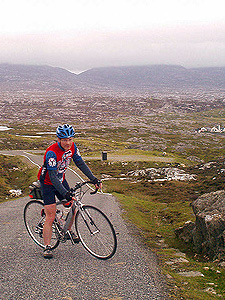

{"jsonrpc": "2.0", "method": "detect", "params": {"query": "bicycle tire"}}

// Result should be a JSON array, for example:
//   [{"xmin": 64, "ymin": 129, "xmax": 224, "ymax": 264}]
[
  {"xmin": 24, "ymin": 200, "xmax": 60, "ymax": 250},
  {"xmin": 75, "ymin": 205, "xmax": 117, "ymax": 260}
]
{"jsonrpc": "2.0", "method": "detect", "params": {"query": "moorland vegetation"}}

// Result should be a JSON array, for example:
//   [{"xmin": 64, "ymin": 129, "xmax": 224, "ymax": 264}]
[{"xmin": 0, "ymin": 88, "xmax": 225, "ymax": 299}]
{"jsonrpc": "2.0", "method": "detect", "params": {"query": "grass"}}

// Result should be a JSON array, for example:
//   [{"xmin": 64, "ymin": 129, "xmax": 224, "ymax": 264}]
[
  {"xmin": 84, "ymin": 157, "xmax": 225, "ymax": 299},
  {"xmin": 104, "ymin": 187, "xmax": 225, "ymax": 299},
  {"xmin": 112, "ymin": 194, "xmax": 225, "ymax": 299},
  {"xmin": 0, "ymin": 154, "xmax": 37, "ymax": 202},
  {"xmin": 1, "ymin": 109, "xmax": 225, "ymax": 298}
]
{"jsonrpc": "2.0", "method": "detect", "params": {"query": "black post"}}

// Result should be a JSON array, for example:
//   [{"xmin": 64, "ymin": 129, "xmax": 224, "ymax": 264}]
[{"xmin": 102, "ymin": 151, "xmax": 107, "ymax": 161}]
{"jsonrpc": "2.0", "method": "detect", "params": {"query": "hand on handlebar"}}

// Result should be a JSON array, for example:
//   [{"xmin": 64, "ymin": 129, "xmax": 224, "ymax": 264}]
[
  {"xmin": 90, "ymin": 180, "xmax": 102, "ymax": 194},
  {"xmin": 96, "ymin": 181, "xmax": 102, "ymax": 189},
  {"xmin": 69, "ymin": 180, "xmax": 102, "ymax": 195},
  {"xmin": 95, "ymin": 181, "xmax": 102, "ymax": 191}
]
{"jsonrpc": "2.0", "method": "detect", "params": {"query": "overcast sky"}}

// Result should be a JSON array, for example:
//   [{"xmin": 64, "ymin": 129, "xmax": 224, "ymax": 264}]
[{"xmin": 0, "ymin": 0, "xmax": 225, "ymax": 73}]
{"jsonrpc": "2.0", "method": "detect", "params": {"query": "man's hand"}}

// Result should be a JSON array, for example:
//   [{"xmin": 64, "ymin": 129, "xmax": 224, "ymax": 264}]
[
  {"xmin": 65, "ymin": 190, "xmax": 73, "ymax": 201},
  {"xmin": 92, "ymin": 178, "xmax": 102, "ymax": 192},
  {"xmin": 95, "ymin": 181, "xmax": 102, "ymax": 191}
]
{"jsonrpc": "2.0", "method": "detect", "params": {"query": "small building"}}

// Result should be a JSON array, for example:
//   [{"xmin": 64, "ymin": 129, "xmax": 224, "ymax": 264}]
[
  {"xmin": 210, "ymin": 125, "xmax": 224, "ymax": 133},
  {"xmin": 197, "ymin": 127, "xmax": 208, "ymax": 133}
]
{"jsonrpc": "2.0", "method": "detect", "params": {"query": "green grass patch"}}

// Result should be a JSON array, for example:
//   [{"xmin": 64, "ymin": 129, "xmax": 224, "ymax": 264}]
[
  {"xmin": 106, "ymin": 189, "xmax": 225, "ymax": 299},
  {"xmin": 1, "ymin": 110, "xmax": 225, "ymax": 298},
  {"xmin": 84, "ymin": 157, "xmax": 225, "ymax": 299},
  {"xmin": 0, "ymin": 132, "xmax": 52, "ymax": 150},
  {"xmin": 0, "ymin": 154, "xmax": 37, "ymax": 202}
]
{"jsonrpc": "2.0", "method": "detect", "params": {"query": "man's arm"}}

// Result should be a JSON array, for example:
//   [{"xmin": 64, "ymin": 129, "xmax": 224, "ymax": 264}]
[
  {"xmin": 48, "ymin": 170, "xmax": 73, "ymax": 201},
  {"xmin": 72, "ymin": 144, "xmax": 101, "ymax": 189},
  {"xmin": 72, "ymin": 144, "xmax": 98, "ymax": 183},
  {"xmin": 48, "ymin": 169, "xmax": 68, "ymax": 196},
  {"xmin": 74, "ymin": 158, "xmax": 98, "ymax": 183},
  {"xmin": 45, "ymin": 150, "xmax": 72, "ymax": 200}
]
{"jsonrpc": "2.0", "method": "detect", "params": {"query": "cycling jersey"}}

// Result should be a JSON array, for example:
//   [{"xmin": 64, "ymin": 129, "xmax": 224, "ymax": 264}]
[{"xmin": 38, "ymin": 142, "xmax": 96, "ymax": 186}]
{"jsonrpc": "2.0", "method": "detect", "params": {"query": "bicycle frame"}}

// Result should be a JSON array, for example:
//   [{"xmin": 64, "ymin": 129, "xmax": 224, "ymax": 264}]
[{"xmin": 55, "ymin": 191, "xmax": 100, "ymax": 240}]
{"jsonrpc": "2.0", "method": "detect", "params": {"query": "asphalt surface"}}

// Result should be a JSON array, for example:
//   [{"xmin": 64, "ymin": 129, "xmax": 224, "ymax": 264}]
[{"xmin": 0, "ymin": 150, "xmax": 168, "ymax": 300}]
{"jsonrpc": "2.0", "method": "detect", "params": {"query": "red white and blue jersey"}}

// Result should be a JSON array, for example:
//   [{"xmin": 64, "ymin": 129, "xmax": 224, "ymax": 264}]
[{"xmin": 38, "ymin": 142, "xmax": 82, "ymax": 185}]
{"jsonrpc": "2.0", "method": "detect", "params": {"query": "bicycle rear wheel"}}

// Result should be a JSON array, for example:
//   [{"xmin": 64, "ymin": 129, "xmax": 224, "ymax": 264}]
[
  {"xmin": 24, "ymin": 200, "xmax": 60, "ymax": 249},
  {"xmin": 75, "ymin": 205, "xmax": 117, "ymax": 260}
]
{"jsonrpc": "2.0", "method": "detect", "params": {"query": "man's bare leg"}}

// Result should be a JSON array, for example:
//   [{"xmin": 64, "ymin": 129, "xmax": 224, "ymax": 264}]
[{"xmin": 43, "ymin": 203, "xmax": 56, "ymax": 246}]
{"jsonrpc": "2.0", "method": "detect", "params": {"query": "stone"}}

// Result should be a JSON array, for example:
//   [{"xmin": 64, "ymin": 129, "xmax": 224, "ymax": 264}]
[
  {"xmin": 126, "ymin": 167, "xmax": 196, "ymax": 181},
  {"xmin": 177, "ymin": 271, "xmax": 204, "ymax": 277},
  {"xmin": 9, "ymin": 189, "xmax": 22, "ymax": 197},
  {"xmin": 174, "ymin": 251, "xmax": 187, "ymax": 258},
  {"xmin": 165, "ymin": 257, "xmax": 189, "ymax": 265},
  {"xmin": 175, "ymin": 190, "xmax": 225, "ymax": 260},
  {"xmin": 204, "ymin": 287, "xmax": 217, "ymax": 295},
  {"xmin": 175, "ymin": 221, "xmax": 195, "ymax": 243},
  {"xmin": 191, "ymin": 190, "xmax": 225, "ymax": 259},
  {"xmin": 218, "ymin": 261, "xmax": 225, "ymax": 268}
]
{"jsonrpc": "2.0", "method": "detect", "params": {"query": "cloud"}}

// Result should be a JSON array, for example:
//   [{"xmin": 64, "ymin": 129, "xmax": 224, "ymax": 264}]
[
  {"xmin": 0, "ymin": 22, "xmax": 225, "ymax": 72},
  {"xmin": 0, "ymin": 0, "xmax": 225, "ymax": 72}
]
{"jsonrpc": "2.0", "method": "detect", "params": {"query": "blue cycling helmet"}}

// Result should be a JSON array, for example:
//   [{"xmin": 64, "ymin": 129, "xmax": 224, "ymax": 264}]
[{"xmin": 56, "ymin": 124, "xmax": 75, "ymax": 138}]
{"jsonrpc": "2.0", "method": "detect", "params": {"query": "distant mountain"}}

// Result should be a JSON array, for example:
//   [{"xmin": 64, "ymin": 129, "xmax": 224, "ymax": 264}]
[
  {"xmin": 0, "ymin": 63, "xmax": 78, "ymax": 90},
  {"xmin": 1, "ymin": 63, "xmax": 225, "ymax": 92},
  {"xmin": 79, "ymin": 65, "xmax": 225, "ymax": 90},
  {"xmin": 79, "ymin": 65, "xmax": 195, "ymax": 88},
  {"xmin": 190, "ymin": 67, "xmax": 225, "ymax": 88}
]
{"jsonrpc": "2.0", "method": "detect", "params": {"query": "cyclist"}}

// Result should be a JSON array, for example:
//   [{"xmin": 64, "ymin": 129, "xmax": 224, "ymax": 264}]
[{"xmin": 38, "ymin": 124, "xmax": 101, "ymax": 259}]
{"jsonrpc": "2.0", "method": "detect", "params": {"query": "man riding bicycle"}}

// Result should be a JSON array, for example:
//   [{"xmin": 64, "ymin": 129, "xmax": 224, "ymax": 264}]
[{"xmin": 38, "ymin": 124, "xmax": 101, "ymax": 259}]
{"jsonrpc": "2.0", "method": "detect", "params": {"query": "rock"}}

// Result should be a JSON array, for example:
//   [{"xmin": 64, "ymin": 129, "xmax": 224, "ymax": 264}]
[
  {"xmin": 165, "ymin": 273, "xmax": 173, "ymax": 279},
  {"xmin": 177, "ymin": 271, "xmax": 204, "ymax": 277},
  {"xmin": 101, "ymin": 174, "xmax": 112, "ymax": 178},
  {"xmin": 192, "ymin": 190, "xmax": 225, "ymax": 259},
  {"xmin": 174, "ymin": 251, "xmax": 187, "ymax": 258},
  {"xmin": 204, "ymin": 287, "xmax": 217, "ymax": 295},
  {"xmin": 9, "ymin": 189, "xmax": 22, "ymax": 197},
  {"xmin": 187, "ymin": 156, "xmax": 204, "ymax": 163},
  {"xmin": 175, "ymin": 190, "xmax": 225, "ymax": 260},
  {"xmin": 175, "ymin": 221, "xmax": 195, "ymax": 243},
  {"xmin": 165, "ymin": 257, "xmax": 189, "ymax": 265},
  {"xmin": 127, "ymin": 167, "xmax": 196, "ymax": 181},
  {"xmin": 218, "ymin": 261, "xmax": 225, "ymax": 268},
  {"xmin": 199, "ymin": 162, "xmax": 216, "ymax": 170}
]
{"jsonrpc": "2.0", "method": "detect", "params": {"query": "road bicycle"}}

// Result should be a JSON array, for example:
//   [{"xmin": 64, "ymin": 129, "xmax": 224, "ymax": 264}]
[{"xmin": 24, "ymin": 181, "xmax": 117, "ymax": 260}]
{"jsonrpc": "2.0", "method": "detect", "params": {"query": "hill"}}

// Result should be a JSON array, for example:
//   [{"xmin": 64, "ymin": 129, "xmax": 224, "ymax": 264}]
[
  {"xmin": 0, "ymin": 63, "xmax": 78, "ymax": 91},
  {"xmin": 79, "ymin": 65, "xmax": 195, "ymax": 89},
  {"xmin": 1, "ymin": 63, "xmax": 225, "ymax": 92}
]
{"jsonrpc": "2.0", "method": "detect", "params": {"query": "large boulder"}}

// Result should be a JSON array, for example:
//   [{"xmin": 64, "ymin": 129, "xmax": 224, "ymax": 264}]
[{"xmin": 175, "ymin": 190, "xmax": 225, "ymax": 260}]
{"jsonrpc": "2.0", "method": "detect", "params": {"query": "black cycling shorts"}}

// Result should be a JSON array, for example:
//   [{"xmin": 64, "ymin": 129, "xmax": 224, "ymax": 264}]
[{"xmin": 41, "ymin": 179, "xmax": 70, "ymax": 206}]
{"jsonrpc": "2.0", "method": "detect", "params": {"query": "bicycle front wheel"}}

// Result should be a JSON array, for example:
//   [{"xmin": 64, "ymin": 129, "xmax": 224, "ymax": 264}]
[
  {"xmin": 24, "ymin": 200, "xmax": 60, "ymax": 249},
  {"xmin": 75, "ymin": 205, "xmax": 117, "ymax": 260}
]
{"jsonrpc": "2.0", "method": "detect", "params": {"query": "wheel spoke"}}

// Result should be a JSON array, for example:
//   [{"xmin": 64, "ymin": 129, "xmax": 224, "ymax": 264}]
[
  {"xmin": 24, "ymin": 200, "xmax": 59, "ymax": 249},
  {"xmin": 75, "ymin": 205, "xmax": 117, "ymax": 260}
]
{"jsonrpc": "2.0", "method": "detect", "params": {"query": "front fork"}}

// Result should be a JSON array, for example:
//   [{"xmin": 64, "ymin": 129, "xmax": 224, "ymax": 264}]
[{"xmin": 78, "ymin": 206, "xmax": 100, "ymax": 235}]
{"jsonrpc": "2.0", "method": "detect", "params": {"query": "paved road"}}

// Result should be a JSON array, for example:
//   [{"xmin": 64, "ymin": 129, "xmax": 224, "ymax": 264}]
[
  {"xmin": 83, "ymin": 155, "xmax": 174, "ymax": 163},
  {"xmin": 0, "ymin": 150, "xmax": 168, "ymax": 299}
]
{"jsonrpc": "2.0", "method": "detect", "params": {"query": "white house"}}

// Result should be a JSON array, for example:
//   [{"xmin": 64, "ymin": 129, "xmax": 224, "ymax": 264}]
[{"xmin": 210, "ymin": 125, "xmax": 224, "ymax": 133}]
